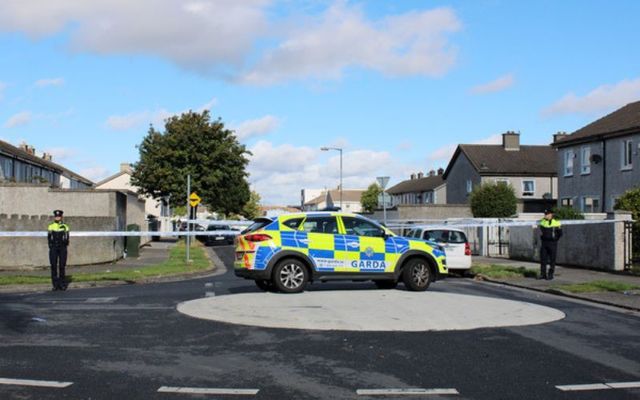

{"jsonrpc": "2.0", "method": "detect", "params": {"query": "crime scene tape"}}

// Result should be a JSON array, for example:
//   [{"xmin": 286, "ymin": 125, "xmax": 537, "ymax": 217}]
[{"xmin": 0, "ymin": 218, "xmax": 623, "ymax": 238}]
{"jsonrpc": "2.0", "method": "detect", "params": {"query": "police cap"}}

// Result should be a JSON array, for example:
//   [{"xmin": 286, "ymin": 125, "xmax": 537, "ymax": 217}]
[
  {"xmin": 53, "ymin": 210, "xmax": 64, "ymax": 217},
  {"xmin": 543, "ymin": 209, "xmax": 553, "ymax": 215}
]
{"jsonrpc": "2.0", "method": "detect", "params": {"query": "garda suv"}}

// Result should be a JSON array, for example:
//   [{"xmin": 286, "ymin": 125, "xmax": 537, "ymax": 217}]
[{"xmin": 234, "ymin": 212, "xmax": 447, "ymax": 293}]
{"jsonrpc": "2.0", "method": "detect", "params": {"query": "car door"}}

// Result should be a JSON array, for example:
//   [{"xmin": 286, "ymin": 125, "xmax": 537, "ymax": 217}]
[
  {"xmin": 299, "ymin": 216, "xmax": 342, "ymax": 272},
  {"xmin": 424, "ymin": 229, "xmax": 465, "ymax": 268},
  {"xmin": 340, "ymin": 216, "xmax": 391, "ymax": 273}
]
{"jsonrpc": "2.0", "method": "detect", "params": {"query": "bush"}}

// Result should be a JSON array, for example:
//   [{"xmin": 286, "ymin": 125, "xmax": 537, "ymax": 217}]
[
  {"xmin": 470, "ymin": 182, "xmax": 517, "ymax": 218},
  {"xmin": 552, "ymin": 206, "xmax": 584, "ymax": 220},
  {"xmin": 614, "ymin": 187, "xmax": 640, "ymax": 261}
]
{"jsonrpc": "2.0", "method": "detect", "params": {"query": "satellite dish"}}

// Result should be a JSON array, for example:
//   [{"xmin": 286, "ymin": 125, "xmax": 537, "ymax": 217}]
[{"xmin": 590, "ymin": 154, "xmax": 602, "ymax": 164}]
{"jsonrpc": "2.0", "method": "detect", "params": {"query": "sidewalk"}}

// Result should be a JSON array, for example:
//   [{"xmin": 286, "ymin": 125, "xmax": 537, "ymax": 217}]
[{"xmin": 473, "ymin": 256, "xmax": 640, "ymax": 311}]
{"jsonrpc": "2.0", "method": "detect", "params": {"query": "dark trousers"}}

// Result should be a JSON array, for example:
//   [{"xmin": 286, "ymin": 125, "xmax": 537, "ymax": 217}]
[
  {"xmin": 49, "ymin": 246, "xmax": 68, "ymax": 287},
  {"xmin": 540, "ymin": 241, "xmax": 557, "ymax": 277}
]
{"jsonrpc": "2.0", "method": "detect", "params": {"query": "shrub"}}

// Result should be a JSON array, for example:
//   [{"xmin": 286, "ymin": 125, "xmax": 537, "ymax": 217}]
[
  {"xmin": 470, "ymin": 182, "xmax": 517, "ymax": 218},
  {"xmin": 552, "ymin": 206, "xmax": 584, "ymax": 220}
]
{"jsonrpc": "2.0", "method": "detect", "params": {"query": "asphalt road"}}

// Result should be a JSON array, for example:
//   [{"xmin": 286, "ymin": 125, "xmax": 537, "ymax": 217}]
[{"xmin": 1, "ymin": 246, "xmax": 639, "ymax": 400}]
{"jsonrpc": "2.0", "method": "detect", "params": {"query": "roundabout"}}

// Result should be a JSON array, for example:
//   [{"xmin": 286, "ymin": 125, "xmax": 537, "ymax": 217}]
[{"xmin": 177, "ymin": 290, "xmax": 565, "ymax": 332}]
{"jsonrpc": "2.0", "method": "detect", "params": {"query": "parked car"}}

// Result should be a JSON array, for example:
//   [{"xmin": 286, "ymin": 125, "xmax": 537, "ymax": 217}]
[
  {"xmin": 199, "ymin": 224, "xmax": 236, "ymax": 246},
  {"xmin": 405, "ymin": 226, "xmax": 471, "ymax": 273},
  {"xmin": 234, "ymin": 212, "xmax": 448, "ymax": 293}
]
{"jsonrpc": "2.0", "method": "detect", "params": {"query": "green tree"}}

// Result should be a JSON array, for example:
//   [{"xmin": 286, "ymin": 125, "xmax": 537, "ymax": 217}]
[
  {"xmin": 469, "ymin": 182, "xmax": 517, "ymax": 218},
  {"xmin": 614, "ymin": 186, "xmax": 640, "ymax": 259},
  {"xmin": 552, "ymin": 206, "xmax": 584, "ymax": 220},
  {"xmin": 131, "ymin": 111, "xmax": 251, "ymax": 215},
  {"xmin": 361, "ymin": 182, "xmax": 382, "ymax": 213},
  {"xmin": 242, "ymin": 190, "xmax": 262, "ymax": 220}
]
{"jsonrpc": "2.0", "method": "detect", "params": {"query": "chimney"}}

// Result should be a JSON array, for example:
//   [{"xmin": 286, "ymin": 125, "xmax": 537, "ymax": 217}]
[
  {"xmin": 428, "ymin": 170, "xmax": 435, "ymax": 177},
  {"xmin": 42, "ymin": 152, "xmax": 52, "ymax": 161},
  {"xmin": 19, "ymin": 142, "xmax": 34, "ymax": 154},
  {"xmin": 417, "ymin": 172, "xmax": 424, "ymax": 179},
  {"xmin": 120, "ymin": 163, "xmax": 133, "ymax": 173},
  {"xmin": 553, "ymin": 131, "xmax": 568, "ymax": 143},
  {"xmin": 410, "ymin": 173, "xmax": 416, "ymax": 180},
  {"xmin": 437, "ymin": 168, "xmax": 444, "ymax": 175},
  {"xmin": 502, "ymin": 131, "xmax": 520, "ymax": 151}
]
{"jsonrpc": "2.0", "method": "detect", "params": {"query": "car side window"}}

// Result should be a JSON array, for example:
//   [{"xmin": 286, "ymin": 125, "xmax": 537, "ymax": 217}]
[
  {"xmin": 282, "ymin": 218, "xmax": 304, "ymax": 230},
  {"xmin": 301, "ymin": 217, "xmax": 338, "ymax": 234},
  {"xmin": 427, "ymin": 230, "xmax": 449, "ymax": 243},
  {"xmin": 342, "ymin": 217, "xmax": 384, "ymax": 237},
  {"xmin": 414, "ymin": 228, "xmax": 422, "ymax": 238},
  {"xmin": 448, "ymin": 231, "xmax": 467, "ymax": 243}
]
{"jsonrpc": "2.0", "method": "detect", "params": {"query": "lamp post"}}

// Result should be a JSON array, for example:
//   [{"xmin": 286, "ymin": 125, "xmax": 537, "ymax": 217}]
[{"xmin": 320, "ymin": 146, "xmax": 343, "ymax": 210}]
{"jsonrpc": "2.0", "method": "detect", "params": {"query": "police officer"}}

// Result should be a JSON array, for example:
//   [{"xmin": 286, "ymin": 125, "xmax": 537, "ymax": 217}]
[
  {"xmin": 48, "ymin": 210, "xmax": 70, "ymax": 291},
  {"xmin": 538, "ymin": 209, "xmax": 562, "ymax": 280}
]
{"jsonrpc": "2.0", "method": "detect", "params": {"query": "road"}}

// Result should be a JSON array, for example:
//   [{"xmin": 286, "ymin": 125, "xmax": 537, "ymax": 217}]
[{"xmin": 1, "ymin": 246, "xmax": 639, "ymax": 400}]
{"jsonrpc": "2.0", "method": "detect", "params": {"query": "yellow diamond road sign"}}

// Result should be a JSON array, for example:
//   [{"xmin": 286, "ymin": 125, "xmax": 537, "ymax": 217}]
[{"xmin": 189, "ymin": 192, "xmax": 201, "ymax": 207}]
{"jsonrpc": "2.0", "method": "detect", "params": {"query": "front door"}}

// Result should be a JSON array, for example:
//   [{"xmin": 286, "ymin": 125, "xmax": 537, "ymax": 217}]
[{"xmin": 340, "ymin": 216, "xmax": 390, "ymax": 273}]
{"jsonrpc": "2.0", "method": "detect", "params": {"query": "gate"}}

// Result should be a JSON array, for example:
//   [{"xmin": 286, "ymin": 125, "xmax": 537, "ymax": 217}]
[{"xmin": 623, "ymin": 220, "xmax": 636, "ymax": 271}]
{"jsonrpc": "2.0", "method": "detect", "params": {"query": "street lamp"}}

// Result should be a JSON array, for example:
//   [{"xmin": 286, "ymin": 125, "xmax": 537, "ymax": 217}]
[{"xmin": 320, "ymin": 146, "xmax": 343, "ymax": 210}]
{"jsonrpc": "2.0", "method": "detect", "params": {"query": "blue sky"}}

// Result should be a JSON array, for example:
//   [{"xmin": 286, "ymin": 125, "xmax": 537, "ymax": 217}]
[{"xmin": 1, "ymin": 0, "xmax": 639, "ymax": 205}]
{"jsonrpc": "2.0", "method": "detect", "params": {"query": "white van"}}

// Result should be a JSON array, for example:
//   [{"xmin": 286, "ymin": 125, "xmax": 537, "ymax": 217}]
[{"xmin": 405, "ymin": 227, "xmax": 472, "ymax": 271}]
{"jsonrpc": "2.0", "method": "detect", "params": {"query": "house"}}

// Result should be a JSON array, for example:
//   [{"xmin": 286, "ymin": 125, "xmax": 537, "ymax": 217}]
[
  {"xmin": 387, "ymin": 169, "xmax": 446, "ymax": 206},
  {"xmin": 0, "ymin": 140, "xmax": 93, "ymax": 188},
  {"xmin": 443, "ymin": 132, "xmax": 557, "ymax": 211},
  {"xmin": 552, "ymin": 100, "xmax": 640, "ymax": 212},
  {"xmin": 303, "ymin": 188, "xmax": 365, "ymax": 213},
  {"xmin": 260, "ymin": 205, "xmax": 301, "ymax": 218}
]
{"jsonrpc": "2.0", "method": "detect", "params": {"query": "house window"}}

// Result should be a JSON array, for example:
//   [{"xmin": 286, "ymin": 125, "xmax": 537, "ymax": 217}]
[
  {"xmin": 522, "ymin": 180, "xmax": 535, "ymax": 196},
  {"xmin": 622, "ymin": 139, "xmax": 633, "ymax": 170},
  {"xmin": 561, "ymin": 198, "xmax": 573, "ymax": 207},
  {"xmin": 424, "ymin": 192, "xmax": 434, "ymax": 204},
  {"xmin": 564, "ymin": 150, "xmax": 574, "ymax": 176},
  {"xmin": 581, "ymin": 146, "xmax": 591, "ymax": 174},
  {"xmin": 495, "ymin": 178, "xmax": 509, "ymax": 185},
  {"xmin": 466, "ymin": 180, "xmax": 473, "ymax": 194},
  {"xmin": 581, "ymin": 196, "xmax": 600, "ymax": 213}
]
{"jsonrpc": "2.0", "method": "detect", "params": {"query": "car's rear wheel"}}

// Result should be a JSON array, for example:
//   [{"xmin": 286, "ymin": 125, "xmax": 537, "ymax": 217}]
[
  {"xmin": 374, "ymin": 280, "xmax": 398, "ymax": 289},
  {"xmin": 402, "ymin": 258, "xmax": 431, "ymax": 291},
  {"xmin": 273, "ymin": 258, "xmax": 308, "ymax": 293}
]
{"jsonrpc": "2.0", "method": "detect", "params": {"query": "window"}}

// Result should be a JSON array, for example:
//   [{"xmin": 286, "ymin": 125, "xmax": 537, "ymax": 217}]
[
  {"xmin": 581, "ymin": 196, "xmax": 600, "ymax": 213},
  {"xmin": 522, "ymin": 180, "xmax": 535, "ymax": 196},
  {"xmin": 564, "ymin": 150, "xmax": 574, "ymax": 176},
  {"xmin": 413, "ymin": 228, "xmax": 423, "ymax": 238},
  {"xmin": 423, "ymin": 230, "xmax": 467, "ymax": 244},
  {"xmin": 301, "ymin": 216, "xmax": 338, "ymax": 234},
  {"xmin": 495, "ymin": 178, "xmax": 509, "ymax": 185},
  {"xmin": 342, "ymin": 217, "xmax": 384, "ymax": 237},
  {"xmin": 424, "ymin": 192, "xmax": 434, "ymax": 204},
  {"xmin": 580, "ymin": 146, "xmax": 591, "ymax": 174},
  {"xmin": 622, "ymin": 140, "xmax": 633, "ymax": 169},
  {"xmin": 282, "ymin": 218, "xmax": 303, "ymax": 230},
  {"xmin": 561, "ymin": 198, "xmax": 574, "ymax": 207},
  {"xmin": 466, "ymin": 180, "xmax": 473, "ymax": 194}
]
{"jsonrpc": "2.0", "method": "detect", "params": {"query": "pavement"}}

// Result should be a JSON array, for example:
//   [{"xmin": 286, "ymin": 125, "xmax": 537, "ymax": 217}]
[
  {"xmin": 473, "ymin": 256, "xmax": 640, "ymax": 311},
  {"xmin": 0, "ymin": 239, "xmax": 218, "ymax": 293}
]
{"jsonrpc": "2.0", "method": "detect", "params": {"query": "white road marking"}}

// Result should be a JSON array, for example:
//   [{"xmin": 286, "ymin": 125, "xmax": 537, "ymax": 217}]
[
  {"xmin": 205, "ymin": 291, "xmax": 215, "ymax": 297},
  {"xmin": 0, "ymin": 378, "xmax": 73, "ymax": 388},
  {"xmin": 157, "ymin": 386, "xmax": 258, "ymax": 395},
  {"xmin": 357, "ymin": 388, "xmax": 459, "ymax": 396},
  {"xmin": 556, "ymin": 383, "xmax": 611, "ymax": 391},
  {"xmin": 85, "ymin": 297, "xmax": 118, "ymax": 303},
  {"xmin": 606, "ymin": 381, "xmax": 640, "ymax": 389}
]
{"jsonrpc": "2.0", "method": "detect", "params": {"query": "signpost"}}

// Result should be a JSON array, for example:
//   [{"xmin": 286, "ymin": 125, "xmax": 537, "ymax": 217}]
[{"xmin": 376, "ymin": 176, "xmax": 390, "ymax": 226}]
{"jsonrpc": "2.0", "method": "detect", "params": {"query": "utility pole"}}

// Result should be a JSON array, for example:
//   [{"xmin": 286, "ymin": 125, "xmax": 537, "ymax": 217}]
[
  {"xmin": 186, "ymin": 174, "xmax": 191, "ymax": 263},
  {"xmin": 320, "ymin": 146, "xmax": 343, "ymax": 210}
]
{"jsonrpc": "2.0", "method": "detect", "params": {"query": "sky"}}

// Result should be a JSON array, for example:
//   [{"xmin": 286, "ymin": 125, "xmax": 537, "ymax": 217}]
[{"xmin": 1, "ymin": 0, "xmax": 639, "ymax": 206}]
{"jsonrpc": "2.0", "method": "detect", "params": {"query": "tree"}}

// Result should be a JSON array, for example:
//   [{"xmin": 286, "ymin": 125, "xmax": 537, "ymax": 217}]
[
  {"xmin": 614, "ymin": 186, "xmax": 640, "ymax": 259},
  {"xmin": 242, "ymin": 190, "xmax": 262, "ymax": 220},
  {"xmin": 131, "ymin": 111, "xmax": 251, "ymax": 215},
  {"xmin": 469, "ymin": 182, "xmax": 517, "ymax": 218},
  {"xmin": 361, "ymin": 182, "xmax": 382, "ymax": 213},
  {"xmin": 552, "ymin": 206, "xmax": 584, "ymax": 220}
]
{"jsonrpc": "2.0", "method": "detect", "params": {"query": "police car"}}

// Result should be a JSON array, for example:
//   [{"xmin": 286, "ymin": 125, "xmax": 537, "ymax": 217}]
[{"xmin": 234, "ymin": 212, "xmax": 447, "ymax": 293}]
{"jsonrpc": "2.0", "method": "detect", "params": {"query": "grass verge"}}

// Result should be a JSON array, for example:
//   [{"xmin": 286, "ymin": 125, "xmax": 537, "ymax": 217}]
[
  {"xmin": 470, "ymin": 264, "xmax": 538, "ymax": 279},
  {"xmin": 552, "ymin": 280, "xmax": 640, "ymax": 293},
  {"xmin": 0, "ymin": 241, "xmax": 211, "ymax": 286}
]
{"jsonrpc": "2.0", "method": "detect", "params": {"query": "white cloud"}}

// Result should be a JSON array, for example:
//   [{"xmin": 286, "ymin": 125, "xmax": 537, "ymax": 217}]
[
  {"xmin": 43, "ymin": 147, "xmax": 77, "ymax": 161},
  {"xmin": 241, "ymin": 4, "xmax": 461, "ymax": 85},
  {"xmin": 106, "ymin": 97, "xmax": 217, "ymax": 131},
  {"xmin": 543, "ymin": 78, "xmax": 640, "ymax": 116},
  {"xmin": 248, "ymin": 140, "xmax": 397, "ymax": 204},
  {"xmin": 470, "ymin": 74, "xmax": 514, "ymax": 95},
  {"xmin": 79, "ymin": 166, "xmax": 111, "ymax": 182},
  {"xmin": 35, "ymin": 77, "xmax": 65, "ymax": 87},
  {"xmin": 233, "ymin": 115, "xmax": 280, "ymax": 140},
  {"xmin": 0, "ymin": 1, "xmax": 461, "ymax": 85},
  {"xmin": 3, "ymin": 111, "xmax": 32, "ymax": 128},
  {"xmin": 426, "ymin": 134, "xmax": 502, "ymax": 166}
]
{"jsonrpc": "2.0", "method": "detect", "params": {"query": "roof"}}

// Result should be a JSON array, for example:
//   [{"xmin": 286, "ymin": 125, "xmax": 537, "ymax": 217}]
[
  {"xmin": 260, "ymin": 205, "xmax": 300, "ymax": 213},
  {"xmin": 387, "ymin": 175, "xmax": 444, "ymax": 195},
  {"xmin": 0, "ymin": 139, "xmax": 93, "ymax": 185},
  {"xmin": 95, "ymin": 170, "xmax": 128, "ymax": 187},
  {"xmin": 304, "ymin": 189, "xmax": 364, "ymax": 206},
  {"xmin": 443, "ymin": 144, "xmax": 557, "ymax": 178},
  {"xmin": 553, "ymin": 100, "xmax": 640, "ymax": 147}
]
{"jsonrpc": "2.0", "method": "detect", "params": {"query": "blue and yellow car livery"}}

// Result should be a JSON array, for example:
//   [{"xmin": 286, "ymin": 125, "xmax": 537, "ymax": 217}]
[{"xmin": 234, "ymin": 212, "xmax": 447, "ymax": 293}]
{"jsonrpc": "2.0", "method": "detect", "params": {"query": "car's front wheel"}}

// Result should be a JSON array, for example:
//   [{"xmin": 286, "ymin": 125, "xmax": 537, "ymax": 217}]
[
  {"xmin": 272, "ymin": 258, "xmax": 309, "ymax": 293},
  {"xmin": 402, "ymin": 258, "xmax": 432, "ymax": 291}
]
